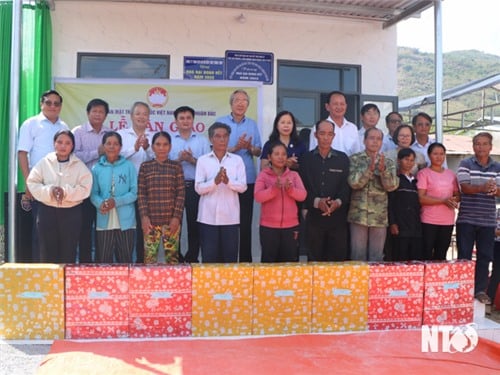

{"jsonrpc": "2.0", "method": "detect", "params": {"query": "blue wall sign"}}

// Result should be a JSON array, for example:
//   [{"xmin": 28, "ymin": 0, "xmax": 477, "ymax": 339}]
[
  {"xmin": 225, "ymin": 50, "xmax": 274, "ymax": 84},
  {"xmin": 184, "ymin": 57, "xmax": 225, "ymax": 80}
]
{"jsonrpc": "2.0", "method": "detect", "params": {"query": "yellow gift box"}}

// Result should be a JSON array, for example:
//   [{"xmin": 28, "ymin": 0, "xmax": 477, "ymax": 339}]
[
  {"xmin": 311, "ymin": 262, "xmax": 369, "ymax": 332},
  {"xmin": 252, "ymin": 263, "xmax": 312, "ymax": 335},
  {"xmin": 191, "ymin": 263, "xmax": 253, "ymax": 337},
  {"xmin": 0, "ymin": 263, "xmax": 64, "ymax": 339}
]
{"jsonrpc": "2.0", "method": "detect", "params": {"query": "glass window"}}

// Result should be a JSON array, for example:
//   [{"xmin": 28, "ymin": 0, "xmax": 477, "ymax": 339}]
[
  {"xmin": 77, "ymin": 53, "xmax": 169, "ymax": 78},
  {"xmin": 279, "ymin": 65, "xmax": 340, "ymax": 91},
  {"xmin": 342, "ymin": 68, "xmax": 359, "ymax": 92},
  {"xmin": 281, "ymin": 96, "xmax": 317, "ymax": 127},
  {"xmin": 277, "ymin": 61, "xmax": 361, "ymax": 128}
]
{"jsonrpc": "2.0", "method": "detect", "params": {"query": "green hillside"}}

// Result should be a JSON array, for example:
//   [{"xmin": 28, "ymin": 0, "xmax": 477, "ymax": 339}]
[{"xmin": 397, "ymin": 47, "xmax": 499, "ymax": 131}]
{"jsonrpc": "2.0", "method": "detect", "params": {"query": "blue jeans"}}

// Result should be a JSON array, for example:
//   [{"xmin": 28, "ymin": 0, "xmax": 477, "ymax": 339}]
[
  {"xmin": 456, "ymin": 223, "xmax": 495, "ymax": 295},
  {"xmin": 350, "ymin": 223, "xmax": 386, "ymax": 261},
  {"xmin": 199, "ymin": 223, "xmax": 239, "ymax": 263}
]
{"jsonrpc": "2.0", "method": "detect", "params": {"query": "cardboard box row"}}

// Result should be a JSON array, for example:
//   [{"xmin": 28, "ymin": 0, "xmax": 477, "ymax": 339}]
[{"xmin": 0, "ymin": 260, "xmax": 474, "ymax": 339}]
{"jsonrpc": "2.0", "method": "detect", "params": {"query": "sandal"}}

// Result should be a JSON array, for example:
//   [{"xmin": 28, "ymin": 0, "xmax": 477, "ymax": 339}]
[{"xmin": 475, "ymin": 292, "xmax": 492, "ymax": 305}]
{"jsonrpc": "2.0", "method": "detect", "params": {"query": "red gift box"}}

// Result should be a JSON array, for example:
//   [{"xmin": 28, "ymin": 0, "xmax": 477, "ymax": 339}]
[
  {"xmin": 422, "ymin": 260, "xmax": 474, "ymax": 325},
  {"xmin": 65, "ymin": 264, "xmax": 129, "ymax": 339},
  {"xmin": 368, "ymin": 262, "xmax": 424, "ymax": 330},
  {"xmin": 129, "ymin": 264, "xmax": 192, "ymax": 337}
]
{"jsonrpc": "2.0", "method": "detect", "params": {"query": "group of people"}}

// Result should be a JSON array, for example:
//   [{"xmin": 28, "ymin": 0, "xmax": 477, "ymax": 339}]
[{"xmin": 17, "ymin": 88, "xmax": 500, "ymax": 305}]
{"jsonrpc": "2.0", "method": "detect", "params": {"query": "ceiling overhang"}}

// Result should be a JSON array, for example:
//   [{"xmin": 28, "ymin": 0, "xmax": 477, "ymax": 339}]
[{"xmin": 50, "ymin": 0, "xmax": 434, "ymax": 28}]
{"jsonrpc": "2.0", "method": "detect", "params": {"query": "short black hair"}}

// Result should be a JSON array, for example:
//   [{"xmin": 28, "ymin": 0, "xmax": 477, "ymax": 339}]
[
  {"xmin": 174, "ymin": 106, "xmax": 195, "ymax": 119},
  {"xmin": 87, "ymin": 98, "xmax": 109, "ymax": 115},
  {"xmin": 360, "ymin": 103, "xmax": 380, "ymax": 115},
  {"xmin": 397, "ymin": 147, "xmax": 416, "ymax": 160},
  {"xmin": 325, "ymin": 91, "xmax": 345, "ymax": 104},
  {"xmin": 412, "ymin": 112, "xmax": 432, "ymax": 126},
  {"xmin": 208, "ymin": 122, "xmax": 231, "ymax": 138},
  {"xmin": 40, "ymin": 90, "xmax": 62, "ymax": 104}
]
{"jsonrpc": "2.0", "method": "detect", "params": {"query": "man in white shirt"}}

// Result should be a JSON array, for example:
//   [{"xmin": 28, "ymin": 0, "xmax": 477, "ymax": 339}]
[
  {"xmin": 18, "ymin": 90, "xmax": 69, "ymax": 262},
  {"xmin": 410, "ymin": 112, "xmax": 447, "ymax": 168},
  {"xmin": 381, "ymin": 111, "xmax": 402, "ymax": 153},
  {"xmin": 358, "ymin": 103, "xmax": 380, "ymax": 151},
  {"xmin": 195, "ymin": 122, "xmax": 247, "ymax": 263},
  {"xmin": 309, "ymin": 91, "xmax": 361, "ymax": 156}
]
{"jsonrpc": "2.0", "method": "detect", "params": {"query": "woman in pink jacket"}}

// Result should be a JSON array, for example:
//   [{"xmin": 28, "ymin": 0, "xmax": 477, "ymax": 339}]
[{"xmin": 255, "ymin": 141, "xmax": 307, "ymax": 262}]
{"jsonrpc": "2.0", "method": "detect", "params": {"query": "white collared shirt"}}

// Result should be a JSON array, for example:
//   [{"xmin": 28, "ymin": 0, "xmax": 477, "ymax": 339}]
[
  {"xmin": 309, "ymin": 116, "xmax": 361, "ymax": 156},
  {"xmin": 118, "ymin": 127, "xmax": 154, "ymax": 174},
  {"xmin": 195, "ymin": 151, "xmax": 247, "ymax": 225},
  {"xmin": 17, "ymin": 113, "xmax": 69, "ymax": 169}
]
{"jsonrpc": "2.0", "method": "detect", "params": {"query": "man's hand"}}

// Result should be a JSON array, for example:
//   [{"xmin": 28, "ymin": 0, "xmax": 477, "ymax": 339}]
[{"xmin": 215, "ymin": 167, "xmax": 228, "ymax": 185}]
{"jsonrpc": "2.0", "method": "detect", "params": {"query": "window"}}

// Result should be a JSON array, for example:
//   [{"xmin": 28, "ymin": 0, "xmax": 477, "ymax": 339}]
[
  {"xmin": 77, "ymin": 53, "xmax": 169, "ymax": 79},
  {"xmin": 277, "ymin": 61, "xmax": 361, "ymax": 128}
]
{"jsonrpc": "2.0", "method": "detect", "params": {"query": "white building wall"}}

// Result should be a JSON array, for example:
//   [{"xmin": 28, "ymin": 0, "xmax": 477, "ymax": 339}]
[{"xmin": 52, "ymin": 1, "xmax": 398, "ymax": 138}]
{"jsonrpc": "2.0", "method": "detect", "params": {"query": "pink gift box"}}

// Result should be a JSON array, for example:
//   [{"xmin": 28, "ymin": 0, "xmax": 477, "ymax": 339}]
[
  {"xmin": 368, "ymin": 262, "xmax": 424, "ymax": 330},
  {"xmin": 422, "ymin": 260, "xmax": 474, "ymax": 325},
  {"xmin": 129, "ymin": 264, "xmax": 192, "ymax": 338},
  {"xmin": 65, "ymin": 264, "xmax": 129, "ymax": 339}
]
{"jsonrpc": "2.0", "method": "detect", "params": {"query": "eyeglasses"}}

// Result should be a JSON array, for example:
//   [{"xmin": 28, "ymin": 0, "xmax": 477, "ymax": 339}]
[
  {"xmin": 398, "ymin": 134, "xmax": 412, "ymax": 138},
  {"xmin": 389, "ymin": 119, "xmax": 402, "ymax": 123},
  {"xmin": 43, "ymin": 100, "xmax": 62, "ymax": 107}
]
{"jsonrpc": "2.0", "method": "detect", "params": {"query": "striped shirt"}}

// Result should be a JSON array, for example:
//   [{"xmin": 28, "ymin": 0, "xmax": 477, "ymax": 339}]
[
  {"xmin": 72, "ymin": 122, "xmax": 110, "ymax": 169},
  {"xmin": 456, "ymin": 156, "xmax": 500, "ymax": 227},
  {"xmin": 137, "ymin": 158, "xmax": 185, "ymax": 226}
]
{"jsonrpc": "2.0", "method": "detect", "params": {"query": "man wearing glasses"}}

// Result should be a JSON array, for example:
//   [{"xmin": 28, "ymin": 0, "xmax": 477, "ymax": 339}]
[
  {"xmin": 381, "ymin": 111, "xmax": 403, "ymax": 153},
  {"xmin": 18, "ymin": 89, "xmax": 69, "ymax": 262}
]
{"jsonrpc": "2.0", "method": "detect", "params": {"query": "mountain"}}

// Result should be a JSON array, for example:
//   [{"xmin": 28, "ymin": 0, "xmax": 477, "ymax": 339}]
[{"xmin": 397, "ymin": 47, "xmax": 499, "ymax": 131}]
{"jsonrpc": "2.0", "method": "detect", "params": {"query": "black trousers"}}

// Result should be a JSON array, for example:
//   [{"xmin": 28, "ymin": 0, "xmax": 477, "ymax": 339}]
[
  {"xmin": 182, "ymin": 181, "xmax": 201, "ymax": 262},
  {"xmin": 37, "ymin": 203, "xmax": 82, "ymax": 263},
  {"xmin": 238, "ymin": 183, "xmax": 254, "ymax": 262},
  {"xmin": 421, "ymin": 223, "xmax": 453, "ymax": 260},
  {"xmin": 259, "ymin": 225, "xmax": 299, "ymax": 262},
  {"xmin": 391, "ymin": 236, "xmax": 423, "ymax": 261},
  {"xmin": 78, "ymin": 197, "xmax": 96, "ymax": 263},
  {"xmin": 306, "ymin": 214, "xmax": 349, "ymax": 261}
]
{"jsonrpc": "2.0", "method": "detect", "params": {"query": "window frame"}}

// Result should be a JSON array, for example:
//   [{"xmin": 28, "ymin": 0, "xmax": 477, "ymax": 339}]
[{"xmin": 77, "ymin": 52, "xmax": 170, "ymax": 79}]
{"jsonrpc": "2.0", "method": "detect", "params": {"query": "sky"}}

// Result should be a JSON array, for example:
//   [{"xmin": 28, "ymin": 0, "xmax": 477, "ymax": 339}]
[{"xmin": 397, "ymin": 0, "xmax": 500, "ymax": 57}]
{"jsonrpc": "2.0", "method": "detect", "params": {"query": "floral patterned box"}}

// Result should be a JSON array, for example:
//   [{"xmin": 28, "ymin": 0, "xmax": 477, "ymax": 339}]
[
  {"xmin": 368, "ymin": 262, "xmax": 425, "ymax": 330},
  {"xmin": 0, "ymin": 263, "xmax": 64, "ymax": 339},
  {"xmin": 191, "ymin": 263, "xmax": 253, "ymax": 337},
  {"xmin": 129, "ymin": 264, "xmax": 192, "ymax": 338},
  {"xmin": 252, "ymin": 263, "xmax": 313, "ymax": 335},
  {"xmin": 311, "ymin": 262, "xmax": 369, "ymax": 332},
  {"xmin": 65, "ymin": 264, "xmax": 129, "ymax": 339},
  {"xmin": 422, "ymin": 260, "xmax": 474, "ymax": 325}
]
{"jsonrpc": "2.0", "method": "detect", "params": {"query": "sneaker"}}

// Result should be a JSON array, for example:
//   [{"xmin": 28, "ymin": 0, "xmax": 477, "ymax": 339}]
[{"xmin": 475, "ymin": 292, "xmax": 492, "ymax": 305}]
